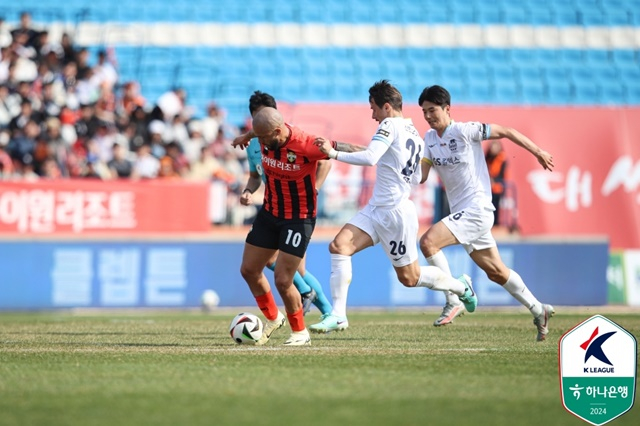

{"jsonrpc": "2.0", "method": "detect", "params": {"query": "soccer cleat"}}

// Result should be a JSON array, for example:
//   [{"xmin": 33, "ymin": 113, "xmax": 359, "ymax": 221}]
[
  {"xmin": 283, "ymin": 329, "xmax": 311, "ymax": 346},
  {"xmin": 533, "ymin": 304, "xmax": 555, "ymax": 342},
  {"xmin": 457, "ymin": 274, "xmax": 477, "ymax": 313},
  {"xmin": 255, "ymin": 311, "xmax": 286, "ymax": 346},
  {"xmin": 308, "ymin": 313, "xmax": 349, "ymax": 334},
  {"xmin": 300, "ymin": 288, "xmax": 317, "ymax": 316},
  {"xmin": 433, "ymin": 302, "xmax": 465, "ymax": 326}
]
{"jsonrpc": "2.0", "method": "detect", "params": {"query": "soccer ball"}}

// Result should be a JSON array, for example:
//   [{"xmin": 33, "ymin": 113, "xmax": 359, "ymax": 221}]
[
  {"xmin": 200, "ymin": 289, "xmax": 220, "ymax": 311},
  {"xmin": 229, "ymin": 312, "xmax": 264, "ymax": 344}
]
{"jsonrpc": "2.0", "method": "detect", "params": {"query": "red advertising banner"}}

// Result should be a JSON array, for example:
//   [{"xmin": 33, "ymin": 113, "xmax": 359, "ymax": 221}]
[
  {"xmin": 0, "ymin": 180, "xmax": 210, "ymax": 234},
  {"xmin": 281, "ymin": 103, "xmax": 640, "ymax": 249}
]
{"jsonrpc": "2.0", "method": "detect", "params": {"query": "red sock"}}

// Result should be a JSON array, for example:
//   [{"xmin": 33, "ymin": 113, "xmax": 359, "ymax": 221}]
[
  {"xmin": 255, "ymin": 291, "xmax": 279, "ymax": 321},
  {"xmin": 287, "ymin": 308, "xmax": 305, "ymax": 332}
]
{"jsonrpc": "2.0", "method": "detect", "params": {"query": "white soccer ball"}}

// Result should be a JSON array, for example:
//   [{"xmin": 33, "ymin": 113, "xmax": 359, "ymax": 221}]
[
  {"xmin": 200, "ymin": 289, "xmax": 220, "ymax": 311},
  {"xmin": 229, "ymin": 312, "xmax": 264, "ymax": 344}
]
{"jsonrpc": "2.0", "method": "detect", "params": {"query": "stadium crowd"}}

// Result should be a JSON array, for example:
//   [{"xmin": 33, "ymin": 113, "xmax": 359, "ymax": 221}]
[{"xmin": 0, "ymin": 12, "xmax": 249, "ymax": 193}]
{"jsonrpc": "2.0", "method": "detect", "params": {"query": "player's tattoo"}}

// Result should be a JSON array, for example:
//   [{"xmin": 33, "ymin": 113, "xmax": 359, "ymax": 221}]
[{"xmin": 335, "ymin": 141, "xmax": 366, "ymax": 153}]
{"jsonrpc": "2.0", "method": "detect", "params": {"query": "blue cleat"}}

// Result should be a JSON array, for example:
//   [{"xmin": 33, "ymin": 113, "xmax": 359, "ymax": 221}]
[
  {"xmin": 308, "ymin": 313, "xmax": 349, "ymax": 334},
  {"xmin": 457, "ymin": 274, "xmax": 477, "ymax": 313}
]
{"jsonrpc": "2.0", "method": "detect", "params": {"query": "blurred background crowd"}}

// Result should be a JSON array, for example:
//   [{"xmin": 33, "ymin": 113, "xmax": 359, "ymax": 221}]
[{"xmin": 0, "ymin": 11, "xmax": 248, "ymax": 192}]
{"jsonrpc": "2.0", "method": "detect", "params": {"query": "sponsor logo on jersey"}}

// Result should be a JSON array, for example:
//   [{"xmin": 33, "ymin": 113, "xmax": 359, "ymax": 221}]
[
  {"xmin": 431, "ymin": 156, "xmax": 461, "ymax": 166},
  {"xmin": 376, "ymin": 128, "xmax": 390, "ymax": 137}
]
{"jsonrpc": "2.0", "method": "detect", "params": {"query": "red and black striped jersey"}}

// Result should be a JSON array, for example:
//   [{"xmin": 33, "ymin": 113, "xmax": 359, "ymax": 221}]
[{"xmin": 261, "ymin": 124, "xmax": 328, "ymax": 219}]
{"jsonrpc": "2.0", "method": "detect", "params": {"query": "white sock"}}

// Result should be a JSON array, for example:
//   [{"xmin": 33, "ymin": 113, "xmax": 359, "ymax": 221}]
[
  {"xmin": 426, "ymin": 251, "xmax": 460, "ymax": 305},
  {"xmin": 416, "ymin": 266, "xmax": 466, "ymax": 295},
  {"xmin": 329, "ymin": 253, "xmax": 352, "ymax": 318},
  {"xmin": 502, "ymin": 269, "xmax": 543, "ymax": 317}
]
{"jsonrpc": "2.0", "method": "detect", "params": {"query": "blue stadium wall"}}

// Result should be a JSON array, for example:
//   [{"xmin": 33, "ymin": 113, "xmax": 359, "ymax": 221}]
[{"xmin": 0, "ymin": 239, "xmax": 608, "ymax": 309}]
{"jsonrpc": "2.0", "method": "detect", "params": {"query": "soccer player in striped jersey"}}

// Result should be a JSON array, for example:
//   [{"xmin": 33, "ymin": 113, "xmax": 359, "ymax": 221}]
[
  {"xmin": 309, "ymin": 80, "xmax": 477, "ymax": 334},
  {"xmin": 237, "ymin": 91, "xmax": 333, "ymax": 319},
  {"xmin": 233, "ymin": 106, "xmax": 329, "ymax": 346},
  {"xmin": 418, "ymin": 85, "xmax": 555, "ymax": 341}
]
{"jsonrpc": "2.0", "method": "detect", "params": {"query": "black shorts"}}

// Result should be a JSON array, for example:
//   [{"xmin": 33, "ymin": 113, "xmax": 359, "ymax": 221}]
[{"xmin": 246, "ymin": 208, "xmax": 316, "ymax": 258}]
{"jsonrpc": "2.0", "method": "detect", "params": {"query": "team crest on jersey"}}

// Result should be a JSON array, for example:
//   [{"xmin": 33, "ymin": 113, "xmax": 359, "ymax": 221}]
[
  {"xmin": 449, "ymin": 139, "xmax": 458, "ymax": 151},
  {"xmin": 287, "ymin": 150, "xmax": 297, "ymax": 163}
]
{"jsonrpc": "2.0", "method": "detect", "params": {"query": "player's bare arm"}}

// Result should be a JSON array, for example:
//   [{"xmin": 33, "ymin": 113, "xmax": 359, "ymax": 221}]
[
  {"xmin": 315, "ymin": 160, "xmax": 331, "ymax": 191},
  {"xmin": 334, "ymin": 141, "xmax": 366, "ymax": 153},
  {"xmin": 240, "ymin": 171, "xmax": 262, "ymax": 206},
  {"xmin": 489, "ymin": 124, "xmax": 555, "ymax": 171},
  {"xmin": 231, "ymin": 129, "xmax": 256, "ymax": 149},
  {"xmin": 420, "ymin": 158, "xmax": 432, "ymax": 184}
]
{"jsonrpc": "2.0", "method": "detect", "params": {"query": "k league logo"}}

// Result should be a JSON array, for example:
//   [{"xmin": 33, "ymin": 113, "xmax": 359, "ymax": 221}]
[{"xmin": 559, "ymin": 315, "xmax": 637, "ymax": 425}]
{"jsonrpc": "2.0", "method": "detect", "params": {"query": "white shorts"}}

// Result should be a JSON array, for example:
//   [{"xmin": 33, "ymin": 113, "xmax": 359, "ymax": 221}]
[
  {"xmin": 443, "ymin": 204, "xmax": 496, "ymax": 254},
  {"xmin": 348, "ymin": 198, "xmax": 419, "ymax": 267}
]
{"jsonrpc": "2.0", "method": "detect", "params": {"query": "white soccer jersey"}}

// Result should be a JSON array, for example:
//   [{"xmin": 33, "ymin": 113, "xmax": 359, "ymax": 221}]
[
  {"xmin": 424, "ymin": 121, "xmax": 494, "ymax": 212},
  {"xmin": 369, "ymin": 117, "xmax": 424, "ymax": 206}
]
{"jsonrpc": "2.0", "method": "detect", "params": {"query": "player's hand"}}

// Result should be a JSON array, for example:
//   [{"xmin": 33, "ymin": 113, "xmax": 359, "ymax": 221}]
[
  {"xmin": 314, "ymin": 137, "xmax": 332, "ymax": 155},
  {"xmin": 232, "ymin": 133, "xmax": 252, "ymax": 150},
  {"xmin": 537, "ymin": 150, "xmax": 554, "ymax": 171},
  {"xmin": 240, "ymin": 191, "xmax": 253, "ymax": 206}
]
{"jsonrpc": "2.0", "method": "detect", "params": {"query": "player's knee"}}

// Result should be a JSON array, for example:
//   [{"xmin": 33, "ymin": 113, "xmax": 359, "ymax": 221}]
[
  {"xmin": 328, "ymin": 239, "xmax": 347, "ymax": 255},
  {"xmin": 240, "ymin": 264, "xmax": 259, "ymax": 282},
  {"xmin": 397, "ymin": 271, "xmax": 419, "ymax": 288},
  {"xmin": 419, "ymin": 234, "xmax": 435, "ymax": 256}
]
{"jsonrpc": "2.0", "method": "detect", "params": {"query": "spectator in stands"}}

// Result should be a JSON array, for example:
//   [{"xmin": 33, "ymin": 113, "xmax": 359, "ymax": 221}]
[
  {"xmin": 116, "ymin": 81, "xmax": 145, "ymax": 121},
  {"xmin": 201, "ymin": 102, "xmax": 223, "ymax": 143},
  {"xmin": 147, "ymin": 119, "xmax": 166, "ymax": 159},
  {"xmin": 152, "ymin": 87, "xmax": 187, "ymax": 124},
  {"xmin": 0, "ymin": 83, "xmax": 21, "ymax": 127},
  {"xmin": 92, "ymin": 49, "xmax": 118, "ymax": 89},
  {"xmin": 108, "ymin": 142, "xmax": 133, "ymax": 178},
  {"xmin": 485, "ymin": 139, "xmax": 508, "ymax": 227},
  {"xmin": 0, "ymin": 129, "xmax": 13, "ymax": 177},
  {"xmin": 133, "ymin": 143, "xmax": 159, "ymax": 179},
  {"xmin": 187, "ymin": 145, "xmax": 227, "ymax": 182},
  {"xmin": 10, "ymin": 12, "xmax": 38, "ymax": 49},
  {"xmin": 59, "ymin": 33, "xmax": 76, "ymax": 66},
  {"xmin": 8, "ymin": 99, "xmax": 35, "ymax": 135},
  {"xmin": 0, "ymin": 17, "xmax": 12, "ymax": 49},
  {"xmin": 7, "ymin": 118, "xmax": 38, "ymax": 163},
  {"xmin": 74, "ymin": 47, "xmax": 92, "ymax": 81},
  {"xmin": 43, "ymin": 116, "xmax": 69, "ymax": 176},
  {"xmin": 163, "ymin": 141, "xmax": 190, "ymax": 177},
  {"xmin": 75, "ymin": 102, "xmax": 100, "ymax": 142},
  {"xmin": 182, "ymin": 120, "xmax": 206, "ymax": 165}
]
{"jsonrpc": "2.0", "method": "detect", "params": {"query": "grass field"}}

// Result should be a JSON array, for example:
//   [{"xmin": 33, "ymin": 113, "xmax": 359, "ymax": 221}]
[{"xmin": 0, "ymin": 308, "xmax": 638, "ymax": 426}]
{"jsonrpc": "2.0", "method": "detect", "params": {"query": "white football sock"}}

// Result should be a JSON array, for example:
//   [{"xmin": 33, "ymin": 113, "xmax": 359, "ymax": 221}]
[
  {"xmin": 502, "ymin": 269, "xmax": 543, "ymax": 317},
  {"xmin": 416, "ymin": 266, "xmax": 466, "ymax": 295},
  {"xmin": 329, "ymin": 253, "xmax": 352, "ymax": 318},
  {"xmin": 426, "ymin": 251, "xmax": 461, "ymax": 305}
]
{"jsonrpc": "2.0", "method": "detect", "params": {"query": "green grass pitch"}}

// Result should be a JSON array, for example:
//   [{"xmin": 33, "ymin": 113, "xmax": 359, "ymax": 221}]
[{"xmin": 0, "ymin": 308, "xmax": 638, "ymax": 426}]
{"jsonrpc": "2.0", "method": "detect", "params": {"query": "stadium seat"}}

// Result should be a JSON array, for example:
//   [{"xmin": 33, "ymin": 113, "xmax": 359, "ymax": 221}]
[
  {"xmin": 493, "ymin": 81, "xmax": 519, "ymax": 104},
  {"xmin": 466, "ymin": 80, "xmax": 494, "ymax": 104},
  {"xmin": 605, "ymin": 10, "xmax": 630, "ymax": 26},
  {"xmin": 521, "ymin": 80, "xmax": 546, "ymax": 104},
  {"xmin": 530, "ymin": 8, "xmax": 553, "ymax": 26},
  {"xmin": 511, "ymin": 49, "xmax": 537, "ymax": 64},
  {"xmin": 485, "ymin": 49, "xmax": 510, "ymax": 63},
  {"xmin": 546, "ymin": 79, "xmax": 572, "ymax": 104},
  {"xmin": 573, "ymin": 80, "xmax": 601, "ymax": 104},
  {"xmin": 599, "ymin": 81, "xmax": 626, "ymax": 105},
  {"xmin": 503, "ymin": 5, "xmax": 529, "ymax": 25},
  {"xmin": 625, "ymin": 82, "xmax": 640, "ymax": 104},
  {"xmin": 476, "ymin": 8, "xmax": 503, "ymax": 25}
]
